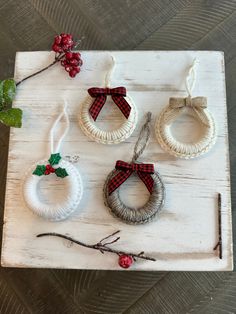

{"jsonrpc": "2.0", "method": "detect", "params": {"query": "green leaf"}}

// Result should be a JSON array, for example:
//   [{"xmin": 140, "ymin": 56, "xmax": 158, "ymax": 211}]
[
  {"xmin": 0, "ymin": 79, "xmax": 16, "ymax": 109},
  {"xmin": 0, "ymin": 108, "xmax": 22, "ymax": 128},
  {"xmin": 48, "ymin": 153, "xmax": 61, "ymax": 166},
  {"xmin": 33, "ymin": 165, "xmax": 46, "ymax": 176},
  {"xmin": 55, "ymin": 167, "xmax": 68, "ymax": 178}
]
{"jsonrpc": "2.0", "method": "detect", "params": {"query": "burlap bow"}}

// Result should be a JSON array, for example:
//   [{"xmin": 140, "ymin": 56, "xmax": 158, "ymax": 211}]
[{"xmin": 169, "ymin": 96, "xmax": 209, "ymax": 127}]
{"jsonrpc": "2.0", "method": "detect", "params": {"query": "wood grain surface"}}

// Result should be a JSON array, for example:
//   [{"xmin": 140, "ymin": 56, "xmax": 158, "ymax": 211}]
[
  {"xmin": 0, "ymin": 0, "xmax": 235, "ymax": 313},
  {"xmin": 1, "ymin": 50, "xmax": 233, "ymax": 271}
]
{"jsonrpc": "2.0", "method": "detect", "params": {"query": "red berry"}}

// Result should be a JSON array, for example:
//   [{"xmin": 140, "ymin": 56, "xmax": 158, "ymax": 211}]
[
  {"xmin": 118, "ymin": 255, "xmax": 133, "ymax": 269},
  {"xmin": 69, "ymin": 69, "xmax": 77, "ymax": 78},
  {"xmin": 69, "ymin": 58, "xmax": 79, "ymax": 66},
  {"xmin": 61, "ymin": 33, "xmax": 72, "ymax": 38},
  {"xmin": 52, "ymin": 44, "xmax": 62, "ymax": 53},
  {"xmin": 49, "ymin": 166, "xmax": 55, "ymax": 173},
  {"xmin": 61, "ymin": 60, "xmax": 66, "ymax": 66},
  {"xmin": 44, "ymin": 169, "xmax": 50, "ymax": 175},
  {"xmin": 54, "ymin": 35, "xmax": 62, "ymax": 45},
  {"xmin": 74, "ymin": 66, "xmax": 80, "ymax": 73},
  {"xmin": 72, "ymin": 52, "xmax": 81, "ymax": 60},
  {"xmin": 65, "ymin": 65, "xmax": 73, "ymax": 72},
  {"xmin": 62, "ymin": 37, "xmax": 73, "ymax": 45},
  {"xmin": 65, "ymin": 52, "xmax": 73, "ymax": 60},
  {"xmin": 46, "ymin": 164, "xmax": 51, "ymax": 170},
  {"xmin": 61, "ymin": 44, "xmax": 69, "ymax": 51}
]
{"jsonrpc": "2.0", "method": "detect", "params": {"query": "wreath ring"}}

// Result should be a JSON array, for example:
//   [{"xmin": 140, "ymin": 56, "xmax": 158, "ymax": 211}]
[
  {"xmin": 23, "ymin": 158, "xmax": 83, "ymax": 221},
  {"xmin": 103, "ymin": 169, "xmax": 165, "ymax": 225},
  {"xmin": 78, "ymin": 94, "xmax": 138, "ymax": 145},
  {"xmin": 155, "ymin": 99, "xmax": 217, "ymax": 159}
]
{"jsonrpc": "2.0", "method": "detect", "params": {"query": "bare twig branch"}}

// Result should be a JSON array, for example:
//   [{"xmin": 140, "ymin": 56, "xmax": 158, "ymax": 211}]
[
  {"xmin": 99, "ymin": 230, "xmax": 121, "ymax": 243},
  {"xmin": 16, "ymin": 53, "xmax": 65, "ymax": 87},
  {"xmin": 103, "ymin": 237, "xmax": 120, "ymax": 246},
  {"xmin": 37, "ymin": 231, "xmax": 156, "ymax": 262}
]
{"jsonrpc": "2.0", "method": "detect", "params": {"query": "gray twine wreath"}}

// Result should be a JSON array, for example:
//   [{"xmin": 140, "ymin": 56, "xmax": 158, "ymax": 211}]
[{"xmin": 103, "ymin": 112, "xmax": 165, "ymax": 224}]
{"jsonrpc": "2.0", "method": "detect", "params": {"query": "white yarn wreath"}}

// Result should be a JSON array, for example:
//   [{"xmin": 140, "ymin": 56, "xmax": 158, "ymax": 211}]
[
  {"xmin": 23, "ymin": 102, "xmax": 83, "ymax": 221},
  {"xmin": 23, "ymin": 159, "xmax": 83, "ymax": 221},
  {"xmin": 78, "ymin": 55, "xmax": 138, "ymax": 144},
  {"xmin": 155, "ymin": 59, "xmax": 217, "ymax": 159}
]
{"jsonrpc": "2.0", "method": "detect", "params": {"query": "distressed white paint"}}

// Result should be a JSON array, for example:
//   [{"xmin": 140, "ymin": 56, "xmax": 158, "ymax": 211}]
[{"xmin": 1, "ymin": 51, "xmax": 233, "ymax": 270}]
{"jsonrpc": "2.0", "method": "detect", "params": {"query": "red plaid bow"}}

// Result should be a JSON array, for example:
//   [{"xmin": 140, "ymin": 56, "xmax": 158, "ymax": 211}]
[
  {"xmin": 88, "ymin": 87, "xmax": 131, "ymax": 121},
  {"xmin": 108, "ymin": 160, "xmax": 154, "ymax": 195}
]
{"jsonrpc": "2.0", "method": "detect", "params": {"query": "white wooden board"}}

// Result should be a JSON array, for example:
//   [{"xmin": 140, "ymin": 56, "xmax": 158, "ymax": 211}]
[{"xmin": 1, "ymin": 51, "xmax": 233, "ymax": 270}]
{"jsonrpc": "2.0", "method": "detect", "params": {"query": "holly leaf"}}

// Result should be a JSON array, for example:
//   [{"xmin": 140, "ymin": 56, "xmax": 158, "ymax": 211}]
[
  {"xmin": 33, "ymin": 165, "xmax": 46, "ymax": 176},
  {"xmin": 55, "ymin": 167, "xmax": 68, "ymax": 178},
  {"xmin": 0, "ymin": 79, "xmax": 16, "ymax": 109},
  {"xmin": 0, "ymin": 108, "xmax": 22, "ymax": 127},
  {"xmin": 48, "ymin": 153, "xmax": 61, "ymax": 166}
]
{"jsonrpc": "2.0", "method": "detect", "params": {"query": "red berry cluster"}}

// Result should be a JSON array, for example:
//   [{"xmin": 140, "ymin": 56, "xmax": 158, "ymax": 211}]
[
  {"xmin": 61, "ymin": 52, "xmax": 83, "ymax": 78},
  {"xmin": 52, "ymin": 33, "xmax": 74, "ymax": 53},
  {"xmin": 52, "ymin": 33, "xmax": 83, "ymax": 78},
  {"xmin": 118, "ymin": 254, "xmax": 133, "ymax": 269},
  {"xmin": 45, "ymin": 164, "xmax": 55, "ymax": 175}
]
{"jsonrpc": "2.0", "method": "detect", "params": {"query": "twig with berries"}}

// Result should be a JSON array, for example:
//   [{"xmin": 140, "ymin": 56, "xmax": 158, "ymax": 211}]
[
  {"xmin": 0, "ymin": 33, "xmax": 83, "ymax": 128},
  {"xmin": 17, "ymin": 33, "xmax": 83, "ymax": 86},
  {"xmin": 37, "ymin": 230, "xmax": 156, "ymax": 269}
]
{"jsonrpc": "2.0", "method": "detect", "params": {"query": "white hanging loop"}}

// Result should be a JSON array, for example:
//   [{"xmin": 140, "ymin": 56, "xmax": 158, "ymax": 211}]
[
  {"xmin": 185, "ymin": 58, "xmax": 198, "ymax": 97},
  {"xmin": 50, "ymin": 100, "xmax": 70, "ymax": 154},
  {"xmin": 105, "ymin": 55, "xmax": 115, "ymax": 87}
]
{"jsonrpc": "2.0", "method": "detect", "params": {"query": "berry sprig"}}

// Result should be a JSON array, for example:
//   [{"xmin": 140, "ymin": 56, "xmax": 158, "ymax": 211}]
[
  {"xmin": 33, "ymin": 153, "xmax": 68, "ymax": 178},
  {"xmin": 52, "ymin": 33, "xmax": 83, "ymax": 78},
  {"xmin": 0, "ymin": 32, "xmax": 83, "ymax": 128},
  {"xmin": 37, "ymin": 230, "xmax": 156, "ymax": 269}
]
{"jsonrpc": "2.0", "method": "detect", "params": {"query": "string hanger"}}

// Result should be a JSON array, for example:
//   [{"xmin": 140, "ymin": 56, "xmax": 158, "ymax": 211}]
[
  {"xmin": 185, "ymin": 58, "xmax": 199, "ymax": 97},
  {"xmin": 104, "ymin": 55, "xmax": 116, "ymax": 87},
  {"xmin": 132, "ymin": 112, "xmax": 152, "ymax": 162},
  {"xmin": 50, "ymin": 99, "xmax": 70, "ymax": 154}
]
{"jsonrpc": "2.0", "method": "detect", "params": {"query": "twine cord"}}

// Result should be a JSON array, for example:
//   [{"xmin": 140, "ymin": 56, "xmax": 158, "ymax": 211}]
[{"xmin": 132, "ymin": 112, "xmax": 152, "ymax": 162}]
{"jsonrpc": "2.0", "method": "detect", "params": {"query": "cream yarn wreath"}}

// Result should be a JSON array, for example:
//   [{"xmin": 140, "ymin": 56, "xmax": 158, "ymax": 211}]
[
  {"xmin": 78, "ymin": 56, "xmax": 138, "ymax": 144},
  {"xmin": 155, "ymin": 59, "xmax": 217, "ymax": 159},
  {"xmin": 78, "ymin": 94, "xmax": 138, "ymax": 144},
  {"xmin": 23, "ymin": 103, "xmax": 83, "ymax": 221}
]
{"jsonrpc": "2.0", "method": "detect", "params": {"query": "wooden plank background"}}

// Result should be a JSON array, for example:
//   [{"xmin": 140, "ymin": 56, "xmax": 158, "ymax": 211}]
[
  {"xmin": 1, "ymin": 50, "xmax": 233, "ymax": 271},
  {"xmin": 0, "ymin": 0, "xmax": 235, "ymax": 313}
]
